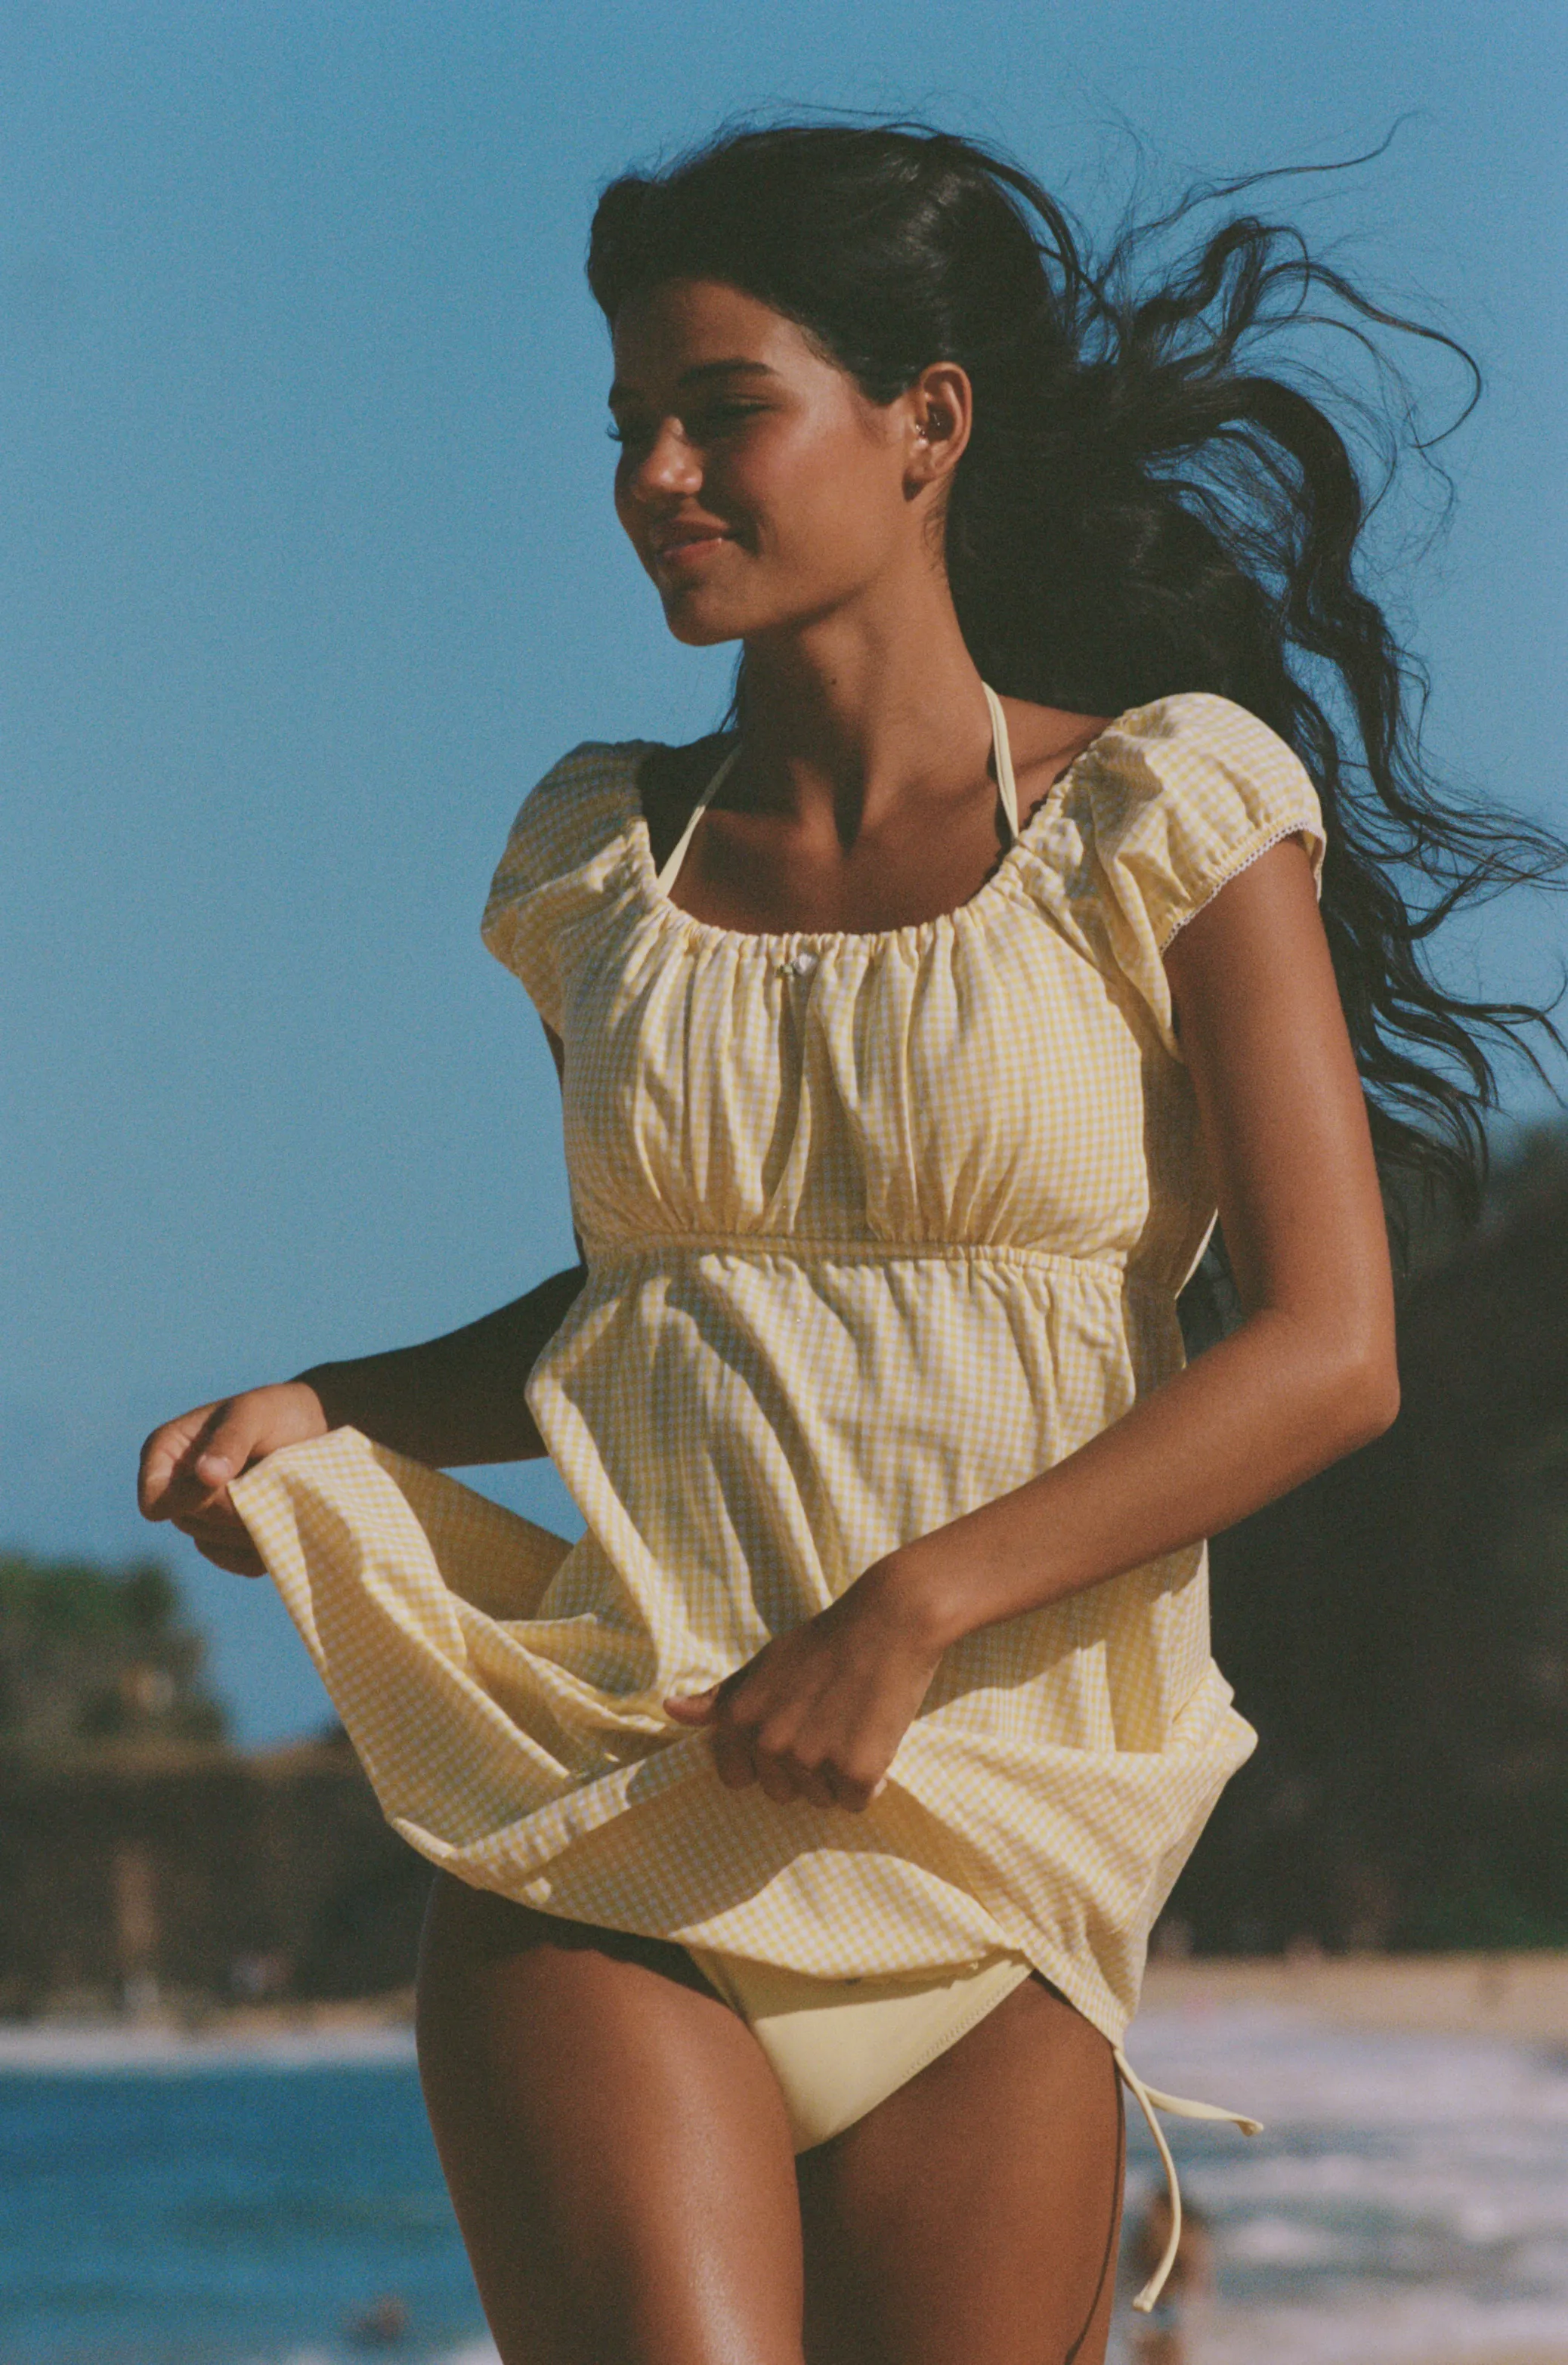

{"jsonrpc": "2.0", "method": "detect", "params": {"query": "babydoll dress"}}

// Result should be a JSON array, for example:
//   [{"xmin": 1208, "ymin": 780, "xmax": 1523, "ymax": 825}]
[{"xmin": 233, "ymin": 688, "xmax": 1324, "ymax": 2192}]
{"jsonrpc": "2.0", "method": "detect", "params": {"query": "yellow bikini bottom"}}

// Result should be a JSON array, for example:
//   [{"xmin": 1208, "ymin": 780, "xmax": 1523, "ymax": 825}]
[
  {"xmin": 684, "ymin": 1944, "xmax": 1260, "ymax": 2317},
  {"xmin": 685, "ymin": 1944, "xmax": 1037, "ymax": 2152}
]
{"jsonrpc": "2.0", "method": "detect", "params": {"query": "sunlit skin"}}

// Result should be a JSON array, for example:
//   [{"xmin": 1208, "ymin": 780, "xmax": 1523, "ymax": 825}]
[
  {"xmin": 606, "ymin": 278, "xmax": 1124, "ymax": 940},
  {"xmin": 138, "ymin": 275, "xmax": 1399, "ymax": 2363}
]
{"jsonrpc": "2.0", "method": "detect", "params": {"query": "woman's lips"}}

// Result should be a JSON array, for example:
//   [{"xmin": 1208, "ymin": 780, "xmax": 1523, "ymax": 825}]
[{"xmin": 653, "ymin": 531, "xmax": 731, "ymax": 573}]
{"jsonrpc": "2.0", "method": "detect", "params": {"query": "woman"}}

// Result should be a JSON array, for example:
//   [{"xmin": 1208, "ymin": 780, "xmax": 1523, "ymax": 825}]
[{"xmin": 138, "ymin": 122, "xmax": 1561, "ymax": 2365}]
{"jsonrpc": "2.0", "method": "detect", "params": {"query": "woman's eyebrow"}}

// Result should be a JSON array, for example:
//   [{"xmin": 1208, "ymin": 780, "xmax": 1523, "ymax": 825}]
[{"xmin": 608, "ymin": 360, "xmax": 779, "ymax": 409}]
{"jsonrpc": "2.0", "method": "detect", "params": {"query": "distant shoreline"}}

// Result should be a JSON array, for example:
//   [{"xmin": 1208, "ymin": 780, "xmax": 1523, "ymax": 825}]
[
  {"xmin": 4, "ymin": 1949, "xmax": 1566, "ymax": 2071},
  {"xmin": 0, "ymin": 1988, "xmax": 416, "ymax": 2070},
  {"xmin": 1334, "ymin": 2354, "xmax": 1568, "ymax": 2364},
  {"xmin": 1140, "ymin": 1946, "xmax": 1568, "ymax": 2045},
  {"xmin": 1416, "ymin": 2353, "xmax": 1568, "ymax": 2365}
]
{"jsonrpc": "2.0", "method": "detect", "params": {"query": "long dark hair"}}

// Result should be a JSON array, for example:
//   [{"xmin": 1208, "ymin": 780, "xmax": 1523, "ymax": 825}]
[{"xmin": 586, "ymin": 118, "xmax": 1564, "ymax": 1226}]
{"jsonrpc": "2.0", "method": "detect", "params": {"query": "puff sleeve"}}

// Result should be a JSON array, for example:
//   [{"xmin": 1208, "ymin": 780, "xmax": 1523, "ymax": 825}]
[
  {"xmin": 480, "ymin": 741, "xmax": 636, "ymax": 1033},
  {"xmin": 1050, "ymin": 691, "xmax": 1327, "ymax": 1059}
]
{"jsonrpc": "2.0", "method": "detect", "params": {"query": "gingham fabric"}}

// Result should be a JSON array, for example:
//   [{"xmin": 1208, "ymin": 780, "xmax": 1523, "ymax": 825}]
[{"xmin": 233, "ymin": 689, "xmax": 1325, "ymax": 2051}]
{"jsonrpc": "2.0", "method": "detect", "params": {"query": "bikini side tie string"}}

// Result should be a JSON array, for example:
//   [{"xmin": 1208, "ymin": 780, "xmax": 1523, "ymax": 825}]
[{"xmin": 1112, "ymin": 2048, "xmax": 1263, "ymax": 2314}]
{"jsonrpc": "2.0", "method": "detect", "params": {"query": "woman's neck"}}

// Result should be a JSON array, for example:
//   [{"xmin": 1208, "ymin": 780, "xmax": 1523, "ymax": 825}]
[{"xmin": 731, "ymin": 586, "xmax": 996, "ymax": 839}]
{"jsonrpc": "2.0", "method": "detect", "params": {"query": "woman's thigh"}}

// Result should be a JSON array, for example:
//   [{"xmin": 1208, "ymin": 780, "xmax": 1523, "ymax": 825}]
[
  {"xmin": 414, "ymin": 1874, "xmax": 807, "ymax": 2365},
  {"xmin": 796, "ymin": 1972, "xmax": 1126, "ymax": 2365}
]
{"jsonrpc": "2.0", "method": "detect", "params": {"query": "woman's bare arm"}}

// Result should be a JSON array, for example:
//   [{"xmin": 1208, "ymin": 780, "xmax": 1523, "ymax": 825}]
[
  {"xmin": 298, "ymin": 1262, "xmax": 588, "ymax": 1467},
  {"xmin": 137, "ymin": 1266, "xmax": 586, "ymax": 1574},
  {"xmin": 890, "ymin": 829, "xmax": 1398, "ymax": 1645}
]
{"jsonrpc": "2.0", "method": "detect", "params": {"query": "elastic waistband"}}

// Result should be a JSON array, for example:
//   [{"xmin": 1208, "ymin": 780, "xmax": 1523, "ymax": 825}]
[{"xmin": 580, "ymin": 1232, "xmax": 1157, "ymax": 1291}]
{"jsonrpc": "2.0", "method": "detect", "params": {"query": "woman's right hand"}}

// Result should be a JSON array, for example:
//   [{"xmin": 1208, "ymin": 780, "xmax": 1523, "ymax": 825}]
[{"xmin": 138, "ymin": 1381, "xmax": 331, "ymax": 1577}]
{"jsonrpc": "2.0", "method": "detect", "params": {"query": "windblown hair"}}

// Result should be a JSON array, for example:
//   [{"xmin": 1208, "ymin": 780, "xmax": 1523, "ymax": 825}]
[{"xmin": 587, "ymin": 119, "xmax": 1564, "ymax": 1226}]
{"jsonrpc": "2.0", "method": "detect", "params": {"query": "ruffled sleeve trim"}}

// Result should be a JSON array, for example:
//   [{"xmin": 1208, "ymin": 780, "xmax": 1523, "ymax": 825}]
[
  {"xmin": 1034, "ymin": 691, "xmax": 1327, "ymax": 1059},
  {"xmin": 481, "ymin": 741, "xmax": 645, "ymax": 1031}
]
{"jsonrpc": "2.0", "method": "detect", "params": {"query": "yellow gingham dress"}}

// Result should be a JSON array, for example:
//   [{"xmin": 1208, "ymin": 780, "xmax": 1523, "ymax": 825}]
[{"xmin": 233, "ymin": 688, "xmax": 1325, "ymax": 2057}]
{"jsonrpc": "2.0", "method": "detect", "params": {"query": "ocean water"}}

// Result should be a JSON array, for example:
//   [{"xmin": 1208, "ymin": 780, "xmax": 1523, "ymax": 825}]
[
  {"xmin": 3, "ymin": 2007, "xmax": 1566, "ymax": 2364},
  {"xmin": 1110, "ymin": 2004, "xmax": 1568, "ymax": 2364},
  {"xmin": 0, "ymin": 2032, "xmax": 484, "ymax": 2365}
]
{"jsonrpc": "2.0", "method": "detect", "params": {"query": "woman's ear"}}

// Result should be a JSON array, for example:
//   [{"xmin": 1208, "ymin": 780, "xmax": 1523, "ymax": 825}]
[{"xmin": 902, "ymin": 360, "xmax": 973, "ymax": 490}]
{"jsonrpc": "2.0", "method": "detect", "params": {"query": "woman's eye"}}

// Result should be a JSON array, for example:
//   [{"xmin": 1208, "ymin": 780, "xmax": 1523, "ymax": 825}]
[{"xmin": 606, "ymin": 403, "xmax": 765, "ymax": 450}]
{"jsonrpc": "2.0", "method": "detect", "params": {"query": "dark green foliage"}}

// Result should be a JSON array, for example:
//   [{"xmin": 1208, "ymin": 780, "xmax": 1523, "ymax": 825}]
[
  {"xmin": 0, "ymin": 1550, "xmax": 227, "ymax": 1757},
  {"xmin": 1167, "ymin": 1124, "xmax": 1568, "ymax": 1954}
]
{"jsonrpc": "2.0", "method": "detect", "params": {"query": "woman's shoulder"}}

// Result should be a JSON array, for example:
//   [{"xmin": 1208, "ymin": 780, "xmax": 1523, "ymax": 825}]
[
  {"xmin": 478, "ymin": 729, "xmax": 737, "ymax": 1017},
  {"xmin": 636, "ymin": 732, "xmax": 738, "ymax": 874},
  {"xmin": 1004, "ymin": 688, "xmax": 1312, "ymax": 827},
  {"xmin": 1085, "ymin": 687, "xmax": 1312, "ymax": 770},
  {"xmin": 494, "ymin": 731, "xmax": 737, "ymax": 875},
  {"xmin": 512, "ymin": 733, "xmax": 644, "ymax": 826},
  {"xmin": 479, "ymin": 740, "xmax": 643, "ymax": 1016},
  {"xmin": 1013, "ymin": 688, "xmax": 1327, "ymax": 1056},
  {"xmin": 484, "ymin": 737, "xmax": 647, "ymax": 903},
  {"xmin": 1048, "ymin": 689, "xmax": 1325, "ymax": 876}
]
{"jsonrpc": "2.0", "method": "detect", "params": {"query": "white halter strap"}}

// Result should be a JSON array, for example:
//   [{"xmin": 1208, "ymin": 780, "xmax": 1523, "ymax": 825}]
[
  {"xmin": 981, "ymin": 681, "xmax": 1020, "ymax": 840},
  {"xmin": 653, "ymin": 684, "xmax": 1020, "ymax": 898},
  {"xmin": 653, "ymin": 741, "xmax": 744, "ymax": 897}
]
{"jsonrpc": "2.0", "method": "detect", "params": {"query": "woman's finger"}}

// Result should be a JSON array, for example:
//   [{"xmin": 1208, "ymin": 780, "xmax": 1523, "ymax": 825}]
[
  {"xmin": 172, "ymin": 1512, "xmax": 266, "ymax": 1567},
  {"xmin": 141, "ymin": 1383, "xmax": 331, "ymax": 1531},
  {"xmin": 138, "ymin": 1405, "xmax": 221, "ymax": 1519},
  {"xmin": 790, "ymin": 1762, "xmax": 840, "ymax": 1812},
  {"xmin": 710, "ymin": 1714, "xmax": 759, "ymax": 1792},
  {"xmin": 753, "ymin": 1751, "xmax": 805, "ymax": 1806},
  {"xmin": 175, "ymin": 1528, "xmax": 268, "ymax": 1577},
  {"xmin": 814, "ymin": 1748, "xmax": 892, "ymax": 1815},
  {"xmin": 141, "ymin": 1400, "xmax": 252, "ymax": 1521},
  {"xmin": 663, "ymin": 1686, "xmax": 720, "ymax": 1724},
  {"xmin": 200, "ymin": 1547, "xmax": 267, "ymax": 1578},
  {"xmin": 191, "ymin": 1398, "xmax": 271, "ymax": 1490},
  {"xmin": 172, "ymin": 1509, "xmax": 252, "ymax": 1545}
]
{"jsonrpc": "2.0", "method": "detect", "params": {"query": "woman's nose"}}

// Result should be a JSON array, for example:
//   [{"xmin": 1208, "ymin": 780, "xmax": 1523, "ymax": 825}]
[{"xmin": 626, "ymin": 419, "xmax": 703, "ymax": 501}]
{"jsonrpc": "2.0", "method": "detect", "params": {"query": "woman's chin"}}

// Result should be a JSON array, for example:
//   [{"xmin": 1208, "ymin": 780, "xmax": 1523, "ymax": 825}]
[{"xmin": 660, "ymin": 593, "xmax": 748, "ymax": 648}]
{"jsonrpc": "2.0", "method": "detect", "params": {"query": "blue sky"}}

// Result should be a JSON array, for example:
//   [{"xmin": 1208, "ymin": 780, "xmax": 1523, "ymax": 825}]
[{"xmin": 4, "ymin": 0, "xmax": 1564, "ymax": 1744}]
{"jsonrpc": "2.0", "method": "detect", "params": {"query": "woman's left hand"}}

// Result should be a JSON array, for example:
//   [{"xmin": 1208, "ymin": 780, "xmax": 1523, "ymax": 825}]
[{"xmin": 663, "ymin": 1563, "xmax": 946, "ymax": 1813}]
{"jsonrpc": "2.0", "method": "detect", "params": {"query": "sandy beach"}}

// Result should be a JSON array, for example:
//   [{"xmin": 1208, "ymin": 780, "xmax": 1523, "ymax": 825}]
[
  {"xmin": 1325, "ymin": 2350, "xmax": 1568, "ymax": 2365},
  {"xmin": 1437, "ymin": 2354, "xmax": 1568, "ymax": 2364},
  {"xmin": 1141, "ymin": 1946, "xmax": 1568, "ymax": 2047}
]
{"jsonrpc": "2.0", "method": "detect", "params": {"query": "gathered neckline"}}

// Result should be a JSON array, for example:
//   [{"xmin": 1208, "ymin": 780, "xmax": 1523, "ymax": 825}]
[{"xmin": 619, "ymin": 702, "xmax": 1148, "ymax": 956}]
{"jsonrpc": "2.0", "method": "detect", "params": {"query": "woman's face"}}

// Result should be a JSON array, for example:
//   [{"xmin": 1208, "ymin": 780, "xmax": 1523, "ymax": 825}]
[{"xmin": 608, "ymin": 277, "xmax": 945, "ymax": 648}]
